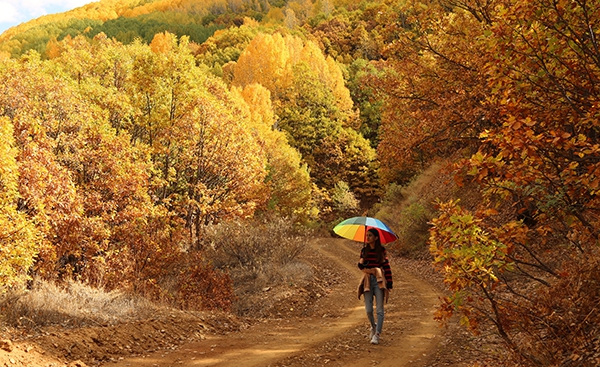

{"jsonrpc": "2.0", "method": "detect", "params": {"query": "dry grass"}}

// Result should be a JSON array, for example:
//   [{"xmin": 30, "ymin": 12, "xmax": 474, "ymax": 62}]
[
  {"xmin": 0, "ymin": 216, "xmax": 315, "ymax": 330},
  {"xmin": 373, "ymin": 158, "xmax": 481, "ymax": 258},
  {"xmin": 203, "ymin": 216, "xmax": 315, "ymax": 316},
  {"xmin": 0, "ymin": 279, "xmax": 159, "ymax": 329},
  {"xmin": 372, "ymin": 161, "xmax": 445, "ymax": 258}
]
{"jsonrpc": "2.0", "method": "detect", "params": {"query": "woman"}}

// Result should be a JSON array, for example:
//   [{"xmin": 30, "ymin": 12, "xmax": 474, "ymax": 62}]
[{"xmin": 358, "ymin": 228, "xmax": 393, "ymax": 344}]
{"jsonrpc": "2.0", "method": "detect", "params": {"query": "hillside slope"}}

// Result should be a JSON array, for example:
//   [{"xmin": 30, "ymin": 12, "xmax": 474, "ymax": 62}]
[
  {"xmin": 0, "ymin": 0, "xmax": 266, "ymax": 57},
  {"xmin": 0, "ymin": 238, "xmax": 490, "ymax": 367}
]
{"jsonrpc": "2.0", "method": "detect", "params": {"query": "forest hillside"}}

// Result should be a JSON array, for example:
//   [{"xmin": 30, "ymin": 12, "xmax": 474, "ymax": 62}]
[{"xmin": 0, "ymin": 0, "xmax": 599, "ymax": 366}]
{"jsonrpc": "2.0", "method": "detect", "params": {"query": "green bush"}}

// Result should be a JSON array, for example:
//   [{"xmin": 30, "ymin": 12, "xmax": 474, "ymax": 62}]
[{"xmin": 331, "ymin": 181, "xmax": 359, "ymax": 215}]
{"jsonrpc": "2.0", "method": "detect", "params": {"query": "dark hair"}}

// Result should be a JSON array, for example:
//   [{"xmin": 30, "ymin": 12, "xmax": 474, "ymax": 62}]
[{"xmin": 366, "ymin": 228, "xmax": 384, "ymax": 263}]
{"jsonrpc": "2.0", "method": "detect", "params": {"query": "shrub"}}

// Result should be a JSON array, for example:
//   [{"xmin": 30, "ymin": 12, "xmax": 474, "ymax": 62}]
[
  {"xmin": 174, "ymin": 251, "xmax": 234, "ymax": 311},
  {"xmin": 331, "ymin": 181, "xmax": 359, "ymax": 215},
  {"xmin": 203, "ymin": 215, "xmax": 313, "ymax": 316}
]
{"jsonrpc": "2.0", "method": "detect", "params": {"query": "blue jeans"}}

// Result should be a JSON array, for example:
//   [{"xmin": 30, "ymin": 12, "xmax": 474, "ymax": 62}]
[{"xmin": 364, "ymin": 274, "xmax": 384, "ymax": 334}]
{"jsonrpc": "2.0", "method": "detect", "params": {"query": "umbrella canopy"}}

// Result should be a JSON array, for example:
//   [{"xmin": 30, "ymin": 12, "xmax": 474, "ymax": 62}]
[{"xmin": 333, "ymin": 216, "xmax": 398, "ymax": 244}]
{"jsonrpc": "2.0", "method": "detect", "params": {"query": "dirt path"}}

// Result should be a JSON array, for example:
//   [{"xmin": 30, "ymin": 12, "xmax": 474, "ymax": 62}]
[{"xmin": 108, "ymin": 238, "xmax": 444, "ymax": 367}]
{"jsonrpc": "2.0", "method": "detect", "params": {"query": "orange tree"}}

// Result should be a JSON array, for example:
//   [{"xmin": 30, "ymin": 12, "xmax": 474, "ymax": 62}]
[
  {"xmin": 0, "ymin": 54, "xmax": 92, "ymax": 281},
  {"xmin": 428, "ymin": 0, "xmax": 600, "ymax": 365},
  {"xmin": 0, "ymin": 52, "xmax": 165, "ymax": 291},
  {"xmin": 55, "ymin": 32, "xmax": 269, "ymax": 247},
  {"xmin": 44, "ymin": 34, "xmax": 180, "ymax": 293},
  {"xmin": 372, "ymin": 0, "xmax": 496, "ymax": 184}
]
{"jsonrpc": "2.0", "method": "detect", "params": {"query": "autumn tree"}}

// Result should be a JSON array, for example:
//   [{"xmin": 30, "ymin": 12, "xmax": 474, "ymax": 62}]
[
  {"xmin": 193, "ymin": 19, "xmax": 264, "ymax": 77},
  {"xmin": 0, "ymin": 50, "xmax": 164, "ymax": 291},
  {"xmin": 305, "ymin": 5, "xmax": 386, "ymax": 64},
  {"xmin": 232, "ymin": 32, "xmax": 379, "ymax": 208},
  {"xmin": 51, "ymin": 32, "xmax": 270, "ymax": 248},
  {"xmin": 427, "ymin": 0, "xmax": 600, "ymax": 364},
  {"xmin": 126, "ymin": 33, "xmax": 268, "ymax": 246},
  {"xmin": 0, "ymin": 35, "xmax": 243, "ymax": 308},
  {"xmin": 0, "ymin": 54, "xmax": 89, "ymax": 280},
  {"xmin": 0, "ymin": 116, "xmax": 38, "ymax": 289},
  {"xmin": 371, "ymin": 0, "xmax": 494, "ymax": 183},
  {"xmin": 234, "ymin": 83, "xmax": 317, "ymax": 221}
]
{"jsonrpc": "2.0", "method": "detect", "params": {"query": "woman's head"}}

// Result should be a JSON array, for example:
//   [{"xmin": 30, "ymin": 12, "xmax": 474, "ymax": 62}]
[{"xmin": 366, "ymin": 228, "xmax": 381, "ymax": 246}]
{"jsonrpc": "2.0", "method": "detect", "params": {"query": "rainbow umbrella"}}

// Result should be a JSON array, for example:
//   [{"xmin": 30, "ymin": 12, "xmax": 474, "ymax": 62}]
[{"xmin": 333, "ymin": 216, "xmax": 397, "ymax": 244}]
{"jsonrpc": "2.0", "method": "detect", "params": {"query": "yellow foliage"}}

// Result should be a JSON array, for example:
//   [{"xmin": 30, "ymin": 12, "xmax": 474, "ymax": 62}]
[
  {"xmin": 263, "ymin": 7, "xmax": 285, "ymax": 25},
  {"xmin": 234, "ymin": 84, "xmax": 316, "ymax": 221},
  {"xmin": 233, "ymin": 33, "xmax": 353, "ymax": 115},
  {"xmin": 150, "ymin": 32, "xmax": 176, "ymax": 54},
  {"xmin": 243, "ymin": 17, "xmax": 260, "ymax": 27},
  {"xmin": 233, "ymin": 33, "xmax": 292, "ymax": 99},
  {"xmin": 0, "ymin": 117, "xmax": 39, "ymax": 290}
]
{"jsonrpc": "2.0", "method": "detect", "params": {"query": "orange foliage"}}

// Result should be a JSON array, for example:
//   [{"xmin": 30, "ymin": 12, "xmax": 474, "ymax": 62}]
[
  {"xmin": 425, "ymin": 0, "xmax": 600, "ymax": 364},
  {"xmin": 150, "ymin": 32, "xmax": 175, "ymax": 53},
  {"xmin": 373, "ymin": 0, "xmax": 493, "ymax": 183}
]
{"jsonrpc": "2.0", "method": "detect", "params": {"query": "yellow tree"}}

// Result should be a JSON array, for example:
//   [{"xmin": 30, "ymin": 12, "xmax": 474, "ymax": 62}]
[
  {"xmin": 233, "ymin": 33, "xmax": 292, "ymax": 101},
  {"xmin": 235, "ymin": 83, "xmax": 316, "ymax": 221},
  {"xmin": 51, "ymin": 31, "xmax": 268, "ymax": 268},
  {"xmin": 0, "ymin": 55, "xmax": 88, "ymax": 280},
  {"xmin": 1, "ymin": 35, "xmax": 245, "ymax": 307},
  {"xmin": 0, "ymin": 116, "xmax": 38, "ymax": 289},
  {"xmin": 233, "ymin": 32, "xmax": 378, "ymax": 209},
  {"xmin": 129, "ymin": 33, "xmax": 268, "ymax": 246},
  {"xmin": 193, "ymin": 20, "xmax": 262, "ymax": 77},
  {"xmin": 0, "ymin": 51, "xmax": 161, "ymax": 287}
]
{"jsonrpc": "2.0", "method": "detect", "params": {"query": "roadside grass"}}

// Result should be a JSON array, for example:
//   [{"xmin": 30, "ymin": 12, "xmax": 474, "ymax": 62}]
[
  {"xmin": 203, "ymin": 215, "xmax": 315, "ymax": 316},
  {"xmin": 373, "ymin": 159, "xmax": 480, "ymax": 258},
  {"xmin": 0, "ymin": 215, "xmax": 315, "ymax": 332},
  {"xmin": 0, "ymin": 280, "xmax": 159, "ymax": 330}
]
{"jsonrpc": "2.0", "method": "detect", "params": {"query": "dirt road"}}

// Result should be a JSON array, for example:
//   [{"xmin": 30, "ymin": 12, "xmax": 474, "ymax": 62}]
[{"xmin": 108, "ymin": 238, "xmax": 443, "ymax": 367}]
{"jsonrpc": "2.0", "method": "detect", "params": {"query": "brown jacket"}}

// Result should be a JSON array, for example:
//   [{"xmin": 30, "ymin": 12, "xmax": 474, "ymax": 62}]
[{"xmin": 357, "ymin": 267, "xmax": 389, "ymax": 303}]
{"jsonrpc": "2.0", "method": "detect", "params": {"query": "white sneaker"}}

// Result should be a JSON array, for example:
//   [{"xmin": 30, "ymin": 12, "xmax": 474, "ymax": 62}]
[
  {"xmin": 370, "ymin": 333, "xmax": 380, "ymax": 345},
  {"xmin": 369, "ymin": 326, "xmax": 376, "ymax": 339}
]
